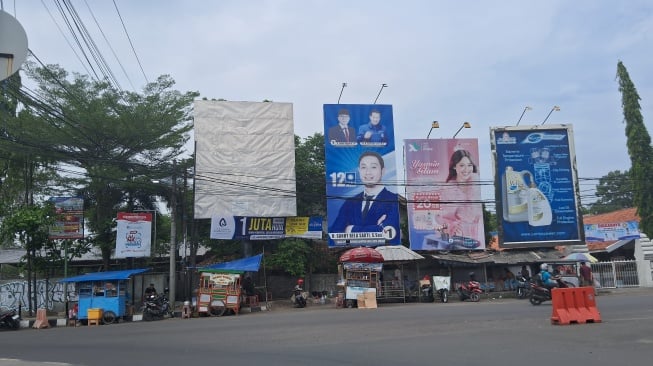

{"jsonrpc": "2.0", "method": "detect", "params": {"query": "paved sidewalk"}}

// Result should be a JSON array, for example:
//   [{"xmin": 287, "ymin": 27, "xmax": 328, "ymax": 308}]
[{"xmin": 15, "ymin": 286, "xmax": 653, "ymax": 327}]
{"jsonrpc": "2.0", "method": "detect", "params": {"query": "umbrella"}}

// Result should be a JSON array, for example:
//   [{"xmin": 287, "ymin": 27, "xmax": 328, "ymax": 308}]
[
  {"xmin": 339, "ymin": 247, "xmax": 384, "ymax": 263},
  {"xmin": 562, "ymin": 252, "xmax": 599, "ymax": 263}
]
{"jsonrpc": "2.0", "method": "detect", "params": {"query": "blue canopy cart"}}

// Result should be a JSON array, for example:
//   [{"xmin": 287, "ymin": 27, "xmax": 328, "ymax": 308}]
[
  {"xmin": 60, "ymin": 268, "xmax": 150, "ymax": 324},
  {"xmin": 197, "ymin": 254, "xmax": 265, "ymax": 316}
]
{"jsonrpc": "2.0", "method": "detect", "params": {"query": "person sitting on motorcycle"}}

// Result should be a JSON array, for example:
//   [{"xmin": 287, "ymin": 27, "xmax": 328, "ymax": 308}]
[
  {"xmin": 144, "ymin": 283, "xmax": 158, "ymax": 299},
  {"xmin": 539, "ymin": 264, "xmax": 558, "ymax": 289},
  {"xmin": 295, "ymin": 278, "xmax": 304, "ymax": 291}
]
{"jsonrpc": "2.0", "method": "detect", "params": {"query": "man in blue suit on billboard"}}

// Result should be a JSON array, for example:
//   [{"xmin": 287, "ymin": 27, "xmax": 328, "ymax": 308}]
[
  {"xmin": 328, "ymin": 108, "xmax": 356, "ymax": 145},
  {"xmin": 357, "ymin": 109, "xmax": 387, "ymax": 144},
  {"xmin": 330, "ymin": 151, "xmax": 399, "ymax": 237}
]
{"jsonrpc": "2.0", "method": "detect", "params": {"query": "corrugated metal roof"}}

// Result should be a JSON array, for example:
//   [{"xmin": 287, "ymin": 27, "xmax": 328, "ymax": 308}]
[
  {"xmin": 374, "ymin": 245, "xmax": 424, "ymax": 262},
  {"xmin": 429, "ymin": 249, "xmax": 563, "ymax": 265}
]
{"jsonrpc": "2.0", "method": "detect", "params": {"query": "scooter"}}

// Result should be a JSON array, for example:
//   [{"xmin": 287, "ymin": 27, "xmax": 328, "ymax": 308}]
[
  {"xmin": 0, "ymin": 307, "xmax": 21, "ymax": 330},
  {"xmin": 515, "ymin": 274, "xmax": 532, "ymax": 299},
  {"xmin": 420, "ymin": 279, "xmax": 434, "ymax": 303},
  {"xmin": 457, "ymin": 280, "xmax": 482, "ymax": 302},
  {"xmin": 292, "ymin": 285, "xmax": 307, "ymax": 308},
  {"xmin": 529, "ymin": 276, "xmax": 575, "ymax": 305},
  {"xmin": 142, "ymin": 289, "xmax": 174, "ymax": 320}
]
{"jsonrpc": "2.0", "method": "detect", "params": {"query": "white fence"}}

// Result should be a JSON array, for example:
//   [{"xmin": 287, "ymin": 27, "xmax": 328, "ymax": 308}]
[{"xmin": 591, "ymin": 260, "xmax": 639, "ymax": 288}]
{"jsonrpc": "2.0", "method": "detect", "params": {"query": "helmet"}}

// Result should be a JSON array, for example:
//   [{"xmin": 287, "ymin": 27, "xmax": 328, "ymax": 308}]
[
  {"xmin": 540, "ymin": 263, "xmax": 548, "ymax": 270},
  {"xmin": 297, "ymin": 278, "xmax": 304, "ymax": 285}
]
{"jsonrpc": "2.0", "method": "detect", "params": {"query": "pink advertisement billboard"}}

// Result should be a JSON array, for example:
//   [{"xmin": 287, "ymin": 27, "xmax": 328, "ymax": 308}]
[{"xmin": 404, "ymin": 139, "xmax": 485, "ymax": 251}]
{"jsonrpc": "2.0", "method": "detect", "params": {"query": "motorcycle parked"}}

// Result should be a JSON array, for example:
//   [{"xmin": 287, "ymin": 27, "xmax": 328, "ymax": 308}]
[
  {"xmin": 292, "ymin": 285, "xmax": 307, "ymax": 308},
  {"xmin": 529, "ymin": 276, "xmax": 575, "ymax": 305},
  {"xmin": 419, "ymin": 278, "xmax": 434, "ymax": 303},
  {"xmin": 457, "ymin": 280, "xmax": 482, "ymax": 302},
  {"xmin": 0, "ymin": 307, "xmax": 21, "ymax": 330},
  {"xmin": 515, "ymin": 274, "xmax": 532, "ymax": 299},
  {"xmin": 142, "ymin": 289, "xmax": 174, "ymax": 321}
]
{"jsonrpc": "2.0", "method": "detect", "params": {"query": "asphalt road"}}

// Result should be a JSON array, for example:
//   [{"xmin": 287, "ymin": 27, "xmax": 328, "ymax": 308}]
[{"xmin": 1, "ymin": 289, "xmax": 652, "ymax": 366}]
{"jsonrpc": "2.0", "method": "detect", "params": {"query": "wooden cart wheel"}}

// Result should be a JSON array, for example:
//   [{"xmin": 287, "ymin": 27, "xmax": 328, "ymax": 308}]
[{"xmin": 209, "ymin": 305, "xmax": 226, "ymax": 317}]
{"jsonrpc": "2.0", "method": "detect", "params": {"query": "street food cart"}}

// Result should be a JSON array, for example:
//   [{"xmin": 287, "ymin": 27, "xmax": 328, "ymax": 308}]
[
  {"xmin": 196, "ymin": 254, "xmax": 265, "ymax": 316},
  {"xmin": 338, "ymin": 247, "xmax": 384, "ymax": 308},
  {"xmin": 59, "ymin": 268, "xmax": 149, "ymax": 324},
  {"xmin": 197, "ymin": 271, "xmax": 242, "ymax": 316}
]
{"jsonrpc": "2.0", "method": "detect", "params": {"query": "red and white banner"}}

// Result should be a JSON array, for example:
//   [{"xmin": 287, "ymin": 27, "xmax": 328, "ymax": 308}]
[{"xmin": 115, "ymin": 212, "xmax": 152, "ymax": 258}]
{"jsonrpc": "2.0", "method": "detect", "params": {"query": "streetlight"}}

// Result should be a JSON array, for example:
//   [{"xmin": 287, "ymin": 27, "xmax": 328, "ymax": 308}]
[
  {"xmin": 516, "ymin": 106, "xmax": 532, "ymax": 126},
  {"xmin": 427, "ymin": 121, "xmax": 439, "ymax": 139},
  {"xmin": 337, "ymin": 82, "xmax": 347, "ymax": 104},
  {"xmin": 373, "ymin": 83, "xmax": 387, "ymax": 104},
  {"xmin": 541, "ymin": 105, "xmax": 560, "ymax": 125},
  {"xmin": 453, "ymin": 122, "xmax": 471, "ymax": 138}
]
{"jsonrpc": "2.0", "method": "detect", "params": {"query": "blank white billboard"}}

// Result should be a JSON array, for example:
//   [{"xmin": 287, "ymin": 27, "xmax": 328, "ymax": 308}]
[{"xmin": 193, "ymin": 101, "xmax": 297, "ymax": 219}]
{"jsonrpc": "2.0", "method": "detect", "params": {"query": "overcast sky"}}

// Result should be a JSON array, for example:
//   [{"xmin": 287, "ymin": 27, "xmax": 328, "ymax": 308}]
[{"xmin": 7, "ymin": 0, "xmax": 653, "ymax": 207}]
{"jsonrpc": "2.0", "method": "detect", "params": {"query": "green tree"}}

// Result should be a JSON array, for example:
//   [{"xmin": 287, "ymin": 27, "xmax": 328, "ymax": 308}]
[
  {"xmin": 616, "ymin": 61, "xmax": 653, "ymax": 236},
  {"xmin": 589, "ymin": 170, "xmax": 634, "ymax": 214},
  {"xmin": 483, "ymin": 204, "xmax": 497, "ymax": 245},
  {"xmin": 0, "ymin": 73, "xmax": 59, "ymax": 221},
  {"xmin": 294, "ymin": 133, "xmax": 326, "ymax": 217},
  {"xmin": 266, "ymin": 238, "xmax": 310, "ymax": 276},
  {"xmin": 0, "ymin": 202, "xmax": 55, "ymax": 314},
  {"xmin": 10, "ymin": 63, "xmax": 198, "ymax": 269}
]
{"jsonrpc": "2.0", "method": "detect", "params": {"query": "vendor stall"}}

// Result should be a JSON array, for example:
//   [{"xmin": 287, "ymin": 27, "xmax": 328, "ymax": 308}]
[
  {"xmin": 374, "ymin": 245, "xmax": 425, "ymax": 302},
  {"xmin": 196, "ymin": 271, "xmax": 242, "ymax": 316},
  {"xmin": 59, "ymin": 268, "xmax": 149, "ymax": 324},
  {"xmin": 196, "ymin": 253, "xmax": 264, "ymax": 316},
  {"xmin": 338, "ymin": 247, "xmax": 384, "ymax": 308}
]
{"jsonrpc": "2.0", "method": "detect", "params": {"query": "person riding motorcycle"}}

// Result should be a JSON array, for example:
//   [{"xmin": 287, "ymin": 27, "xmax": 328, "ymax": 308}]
[{"xmin": 539, "ymin": 264, "xmax": 558, "ymax": 289}]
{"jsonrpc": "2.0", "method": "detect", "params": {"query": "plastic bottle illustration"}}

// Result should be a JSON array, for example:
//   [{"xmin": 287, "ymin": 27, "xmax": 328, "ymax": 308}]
[
  {"xmin": 502, "ymin": 166, "xmax": 529, "ymax": 222},
  {"xmin": 526, "ymin": 174, "xmax": 552, "ymax": 226}
]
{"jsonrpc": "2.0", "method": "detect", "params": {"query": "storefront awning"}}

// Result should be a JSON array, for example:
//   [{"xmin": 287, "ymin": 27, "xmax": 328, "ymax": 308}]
[
  {"xmin": 605, "ymin": 239, "xmax": 634, "ymax": 253},
  {"xmin": 200, "ymin": 253, "xmax": 263, "ymax": 272}
]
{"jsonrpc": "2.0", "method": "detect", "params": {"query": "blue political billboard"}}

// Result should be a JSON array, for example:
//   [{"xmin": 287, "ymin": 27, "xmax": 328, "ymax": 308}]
[
  {"xmin": 323, "ymin": 104, "xmax": 400, "ymax": 247},
  {"xmin": 491, "ymin": 125, "xmax": 583, "ymax": 248}
]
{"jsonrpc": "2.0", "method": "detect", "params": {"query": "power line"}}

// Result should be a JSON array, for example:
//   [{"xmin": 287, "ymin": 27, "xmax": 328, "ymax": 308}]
[
  {"xmin": 38, "ymin": 0, "xmax": 94, "ymax": 77},
  {"xmin": 112, "ymin": 0, "xmax": 148, "ymax": 84},
  {"xmin": 52, "ymin": 0, "xmax": 101, "ymax": 81},
  {"xmin": 83, "ymin": 0, "xmax": 136, "ymax": 91},
  {"xmin": 60, "ymin": 0, "xmax": 122, "ymax": 90}
]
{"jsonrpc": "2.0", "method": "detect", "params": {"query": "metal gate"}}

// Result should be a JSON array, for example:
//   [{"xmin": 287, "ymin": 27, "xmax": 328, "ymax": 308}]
[{"xmin": 591, "ymin": 260, "xmax": 639, "ymax": 288}]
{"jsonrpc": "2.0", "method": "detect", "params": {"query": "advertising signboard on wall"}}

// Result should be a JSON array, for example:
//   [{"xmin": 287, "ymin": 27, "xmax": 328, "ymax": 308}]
[{"xmin": 491, "ymin": 125, "xmax": 583, "ymax": 248}]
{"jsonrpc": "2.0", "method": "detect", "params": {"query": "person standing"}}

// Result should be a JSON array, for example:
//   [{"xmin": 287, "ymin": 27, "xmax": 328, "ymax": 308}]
[
  {"xmin": 503, "ymin": 268, "xmax": 516, "ymax": 290},
  {"xmin": 579, "ymin": 261, "xmax": 594, "ymax": 287}
]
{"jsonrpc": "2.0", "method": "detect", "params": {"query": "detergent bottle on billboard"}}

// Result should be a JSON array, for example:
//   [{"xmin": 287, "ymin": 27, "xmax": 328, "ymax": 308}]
[
  {"xmin": 502, "ymin": 166, "xmax": 529, "ymax": 222},
  {"xmin": 526, "ymin": 175, "xmax": 552, "ymax": 226}
]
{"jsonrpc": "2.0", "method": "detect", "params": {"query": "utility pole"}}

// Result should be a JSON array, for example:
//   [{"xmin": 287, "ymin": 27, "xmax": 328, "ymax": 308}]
[{"xmin": 169, "ymin": 161, "xmax": 177, "ymax": 310}]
